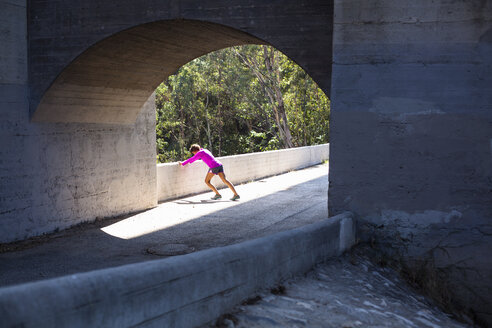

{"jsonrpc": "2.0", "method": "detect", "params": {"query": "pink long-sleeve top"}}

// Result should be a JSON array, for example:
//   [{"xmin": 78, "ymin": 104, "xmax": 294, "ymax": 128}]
[{"xmin": 181, "ymin": 148, "xmax": 222, "ymax": 169}]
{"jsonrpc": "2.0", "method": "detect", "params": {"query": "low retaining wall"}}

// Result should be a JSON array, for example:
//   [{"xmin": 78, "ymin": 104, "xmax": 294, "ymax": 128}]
[
  {"xmin": 0, "ymin": 212, "xmax": 354, "ymax": 328},
  {"xmin": 157, "ymin": 144, "xmax": 329, "ymax": 202}
]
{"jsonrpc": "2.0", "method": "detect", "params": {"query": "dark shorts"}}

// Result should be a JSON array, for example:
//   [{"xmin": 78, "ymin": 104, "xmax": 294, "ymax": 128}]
[{"xmin": 209, "ymin": 165, "xmax": 224, "ymax": 175}]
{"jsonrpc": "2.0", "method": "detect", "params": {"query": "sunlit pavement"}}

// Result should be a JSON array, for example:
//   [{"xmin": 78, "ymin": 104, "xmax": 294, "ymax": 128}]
[
  {"xmin": 0, "ymin": 164, "xmax": 328, "ymax": 287},
  {"xmin": 102, "ymin": 163, "xmax": 328, "ymax": 241}
]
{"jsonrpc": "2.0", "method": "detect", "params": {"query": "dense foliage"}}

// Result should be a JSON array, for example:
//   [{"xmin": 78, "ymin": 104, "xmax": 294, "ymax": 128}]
[{"xmin": 156, "ymin": 45, "xmax": 330, "ymax": 163}]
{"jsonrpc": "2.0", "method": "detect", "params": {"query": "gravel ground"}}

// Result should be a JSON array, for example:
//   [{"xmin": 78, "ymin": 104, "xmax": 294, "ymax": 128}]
[{"xmin": 207, "ymin": 248, "xmax": 472, "ymax": 328}]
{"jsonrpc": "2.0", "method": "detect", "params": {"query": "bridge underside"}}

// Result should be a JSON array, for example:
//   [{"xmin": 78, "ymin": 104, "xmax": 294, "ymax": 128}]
[{"xmin": 32, "ymin": 20, "xmax": 264, "ymax": 124}]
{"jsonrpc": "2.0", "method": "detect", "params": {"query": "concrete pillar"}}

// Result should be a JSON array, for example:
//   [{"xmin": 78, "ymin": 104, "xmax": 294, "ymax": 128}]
[{"xmin": 330, "ymin": 0, "xmax": 492, "ymax": 324}]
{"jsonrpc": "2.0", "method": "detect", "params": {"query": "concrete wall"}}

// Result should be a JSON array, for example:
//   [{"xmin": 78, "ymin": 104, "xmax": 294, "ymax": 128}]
[
  {"xmin": 329, "ymin": 0, "xmax": 492, "ymax": 324},
  {"xmin": 157, "ymin": 144, "xmax": 329, "ymax": 202},
  {"xmin": 0, "ymin": 1, "xmax": 157, "ymax": 243},
  {"xmin": 0, "ymin": 212, "xmax": 354, "ymax": 328}
]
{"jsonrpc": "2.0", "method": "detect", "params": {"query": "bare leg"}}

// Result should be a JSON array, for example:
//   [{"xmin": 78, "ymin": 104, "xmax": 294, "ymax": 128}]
[
  {"xmin": 218, "ymin": 172, "xmax": 239, "ymax": 196},
  {"xmin": 205, "ymin": 172, "xmax": 220, "ymax": 195}
]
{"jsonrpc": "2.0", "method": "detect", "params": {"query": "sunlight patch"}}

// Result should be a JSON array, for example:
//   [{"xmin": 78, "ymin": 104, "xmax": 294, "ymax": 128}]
[{"xmin": 100, "ymin": 165, "xmax": 327, "ymax": 239}]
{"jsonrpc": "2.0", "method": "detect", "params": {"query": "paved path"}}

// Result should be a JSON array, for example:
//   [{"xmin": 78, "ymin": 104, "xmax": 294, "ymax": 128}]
[
  {"xmin": 208, "ymin": 248, "xmax": 471, "ymax": 328},
  {"xmin": 0, "ymin": 164, "xmax": 328, "ymax": 287}
]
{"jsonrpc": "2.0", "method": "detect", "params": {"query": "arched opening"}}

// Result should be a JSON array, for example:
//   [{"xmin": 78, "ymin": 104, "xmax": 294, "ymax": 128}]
[
  {"xmin": 24, "ymin": 18, "xmax": 332, "ymax": 241},
  {"xmin": 29, "ymin": 18, "xmax": 331, "ymax": 231},
  {"xmin": 0, "ymin": 4, "xmax": 336, "ymax": 289},
  {"xmin": 22, "ymin": 18, "xmax": 331, "ymax": 253}
]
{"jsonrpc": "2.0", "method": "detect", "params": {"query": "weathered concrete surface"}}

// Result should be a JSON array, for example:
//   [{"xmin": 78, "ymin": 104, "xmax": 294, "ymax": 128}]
[
  {"xmin": 157, "ymin": 144, "xmax": 329, "ymax": 202},
  {"xmin": 0, "ymin": 212, "xmax": 353, "ymax": 328},
  {"xmin": 208, "ymin": 247, "xmax": 471, "ymax": 328},
  {"xmin": 0, "ymin": 0, "xmax": 156, "ymax": 243},
  {"xmin": 329, "ymin": 0, "xmax": 492, "ymax": 325},
  {"xmin": 28, "ymin": 1, "xmax": 334, "ymax": 123},
  {"xmin": 0, "ymin": 164, "xmax": 328, "ymax": 287},
  {"xmin": 0, "ymin": 0, "xmax": 26, "ymax": 85},
  {"xmin": 0, "ymin": 87, "xmax": 157, "ymax": 243}
]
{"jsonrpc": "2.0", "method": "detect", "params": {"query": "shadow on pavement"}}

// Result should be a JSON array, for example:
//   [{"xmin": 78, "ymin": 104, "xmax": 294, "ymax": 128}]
[{"xmin": 0, "ymin": 169, "xmax": 328, "ymax": 287}]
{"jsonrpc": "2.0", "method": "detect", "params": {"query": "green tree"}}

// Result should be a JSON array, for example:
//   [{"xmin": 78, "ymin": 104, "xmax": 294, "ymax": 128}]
[{"xmin": 155, "ymin": 45, "xmax": 330, "ymax": 163}]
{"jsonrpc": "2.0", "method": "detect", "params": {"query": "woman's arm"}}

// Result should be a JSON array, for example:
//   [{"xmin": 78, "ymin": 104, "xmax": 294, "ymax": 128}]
[{"xmin": 181, "ymin": 152, "xmax": 201, "ymax": 166}]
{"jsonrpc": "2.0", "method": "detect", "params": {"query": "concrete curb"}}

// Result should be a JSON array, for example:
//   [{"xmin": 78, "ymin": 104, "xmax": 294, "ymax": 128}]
[{"xmin": 0, "ymin": 212, "xmax": 354, "ymax": 328}]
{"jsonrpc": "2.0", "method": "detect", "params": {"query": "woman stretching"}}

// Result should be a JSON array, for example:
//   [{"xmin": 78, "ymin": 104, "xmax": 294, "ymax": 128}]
[{"xmin": 180, "ymin": 144, "xmax": 240, "ymax": 201}]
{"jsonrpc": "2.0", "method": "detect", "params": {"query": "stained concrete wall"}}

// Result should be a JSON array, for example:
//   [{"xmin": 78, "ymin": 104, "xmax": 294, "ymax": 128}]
[
  {"xmin": 329, "ymin": 0, "xmax": 492, "ymax": 324},
  {"xmin": 157, "ymin": 144, "xmax": 329, "ymax": 202},
  {"xmin": 0, "ymin": 1, "xmax": 157, "ymax": 243}
]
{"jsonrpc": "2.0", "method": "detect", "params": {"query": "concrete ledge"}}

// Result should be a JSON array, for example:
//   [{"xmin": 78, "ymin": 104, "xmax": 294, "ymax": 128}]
[
  {"xmin": 0, "ymin": 212, "xmax": 353, "ymax": 328},
  {"xmin": 157, "ymin": 144, "xmax": 329, "ymax": 202}
]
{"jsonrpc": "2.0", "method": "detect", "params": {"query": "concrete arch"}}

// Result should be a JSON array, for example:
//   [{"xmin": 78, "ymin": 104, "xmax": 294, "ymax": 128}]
[
  {"xmin": 32, "ymin": 20, "xmax": 266, "ymax": 123},
  {"xmin": 28, "ymin": 1, "xmax": 334, "ymax": 124}
]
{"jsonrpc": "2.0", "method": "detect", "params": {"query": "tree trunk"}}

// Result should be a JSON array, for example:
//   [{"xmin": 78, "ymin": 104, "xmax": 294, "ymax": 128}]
[
  {"xmin": 178, "ymin": 99, "xmax": 185, "ymax": 158},
  {"xmin": 205, "ymin": 82, "xmax": 213, "ymax": 150},
  {"xmin": 235, "ymin": 46, "xmax": 293, "ymax": 148},
  {"xmin": 263, "ymin": 46, "xmax": 293, "ymax": 148}
]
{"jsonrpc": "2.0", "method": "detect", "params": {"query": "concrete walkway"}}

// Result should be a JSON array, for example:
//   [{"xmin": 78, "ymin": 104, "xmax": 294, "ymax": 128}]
[{"xmin": 0, "ymin": 164, "xmax": 328, "ymax": 287}]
